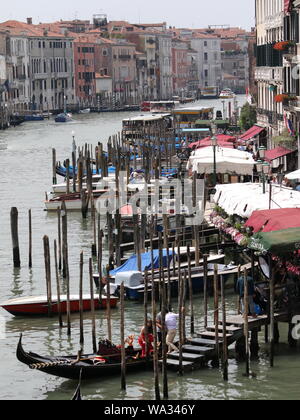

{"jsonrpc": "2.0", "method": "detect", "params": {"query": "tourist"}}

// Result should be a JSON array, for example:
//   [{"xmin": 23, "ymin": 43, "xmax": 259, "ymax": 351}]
[
  {"xmin": 138, "ymin": 320, "xmax": 154, "ymax": 358},
  {"xmin": 235, "ymin": 275, "xmax": 257, "ymax": 318},
  {"xmin": 165, "ymin": 308, "xmax": 181, "ymax": 354}
]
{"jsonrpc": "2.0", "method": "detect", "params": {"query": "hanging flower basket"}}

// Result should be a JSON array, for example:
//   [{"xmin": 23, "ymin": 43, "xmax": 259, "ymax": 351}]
[
  {"xmin": 275, "ymin": 94, "xmax": 289, "ymax": 103},
  {"xmin": 273, "ymin": 41, "xmax": 296, "ymax": 51}
]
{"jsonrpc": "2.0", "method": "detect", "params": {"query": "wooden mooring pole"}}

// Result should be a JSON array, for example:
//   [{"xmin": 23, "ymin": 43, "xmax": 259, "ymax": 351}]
[
  {"xmin": 89, "ymin": 258, "xmax": 97, "ymax": 354},
  {"xmin": 244, "ymin": 268, "xmax": 250, "ymax": 377},
  {"xmin": 28, "ymin": 209, "xmax": 32, "ymax": 269},
  {"xmin": 43, "ymin": 236, "xmax": 52, "ymax": 317},
  {"xmin": 54, "ymin": 240, "xmax": 63, "ymax": 328},
  {"xmin": 120, "ymin": 282, "xmax": 126, "ymax": 391},
  {"xmin": 11, "ymin": 207, "xmax": 21, "ymax": 268},
  {"xmin": 221, "ymin": 275, "xmax": 228, "ymax": 381},
  {"xmin": 79, "ymin": 251, "xmax": 84, "ymax": 347}
]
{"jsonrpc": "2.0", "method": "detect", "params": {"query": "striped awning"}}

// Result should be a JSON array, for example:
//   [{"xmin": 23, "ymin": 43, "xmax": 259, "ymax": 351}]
[{"xmin": 284, "ymin": 0, "xmax": 292, "ymax": 14}]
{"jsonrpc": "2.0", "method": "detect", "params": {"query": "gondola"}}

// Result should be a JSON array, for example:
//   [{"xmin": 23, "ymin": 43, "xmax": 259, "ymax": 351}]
[{"xmin": 17, "ymin": 335, "xmax": 152, "ymax": 380}]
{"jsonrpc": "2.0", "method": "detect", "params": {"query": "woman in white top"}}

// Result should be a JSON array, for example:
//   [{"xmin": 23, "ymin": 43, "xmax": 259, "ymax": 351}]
[{"xmin": 165, "ymin": 311, "xmax": 180, "ymax": 354}]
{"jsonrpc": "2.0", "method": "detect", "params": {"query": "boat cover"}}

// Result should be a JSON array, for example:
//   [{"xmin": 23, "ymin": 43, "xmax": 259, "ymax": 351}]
[{"xmin": 110, "ymin": 249, "xmax": 175, "ymax": 276}]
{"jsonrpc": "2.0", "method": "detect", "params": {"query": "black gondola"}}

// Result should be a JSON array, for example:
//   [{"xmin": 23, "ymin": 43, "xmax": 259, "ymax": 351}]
[{"xmin": 17, "ymin": 335, "xmax": 152, "ymax": 381}]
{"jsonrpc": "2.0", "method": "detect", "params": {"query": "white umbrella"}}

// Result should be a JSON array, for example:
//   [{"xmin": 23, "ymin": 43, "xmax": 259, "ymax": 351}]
[{"xmin": 286, "ymin": 169, "xmax": 300, "ymax": 180}]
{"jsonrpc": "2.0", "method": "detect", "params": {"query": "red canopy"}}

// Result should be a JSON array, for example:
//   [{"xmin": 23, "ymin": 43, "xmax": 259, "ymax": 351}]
[
  {"xmin": 245, "ymin": 208, "xmax": 300, "ymax": 233},
  {"xmin": 265, "ymin": 146, "xmax": 294, "ymax": 162},
  {"xmin": 239, "ymin": 125, "xmax": 265, "ymax": 142},
  {"xmin": 189, "ymin": 134, "xmax": 236, "ymax": 150}
]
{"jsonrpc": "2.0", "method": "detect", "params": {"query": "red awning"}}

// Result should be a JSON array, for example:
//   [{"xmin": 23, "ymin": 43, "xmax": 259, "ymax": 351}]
[
  {"xmin": 189, "ymin": 134, "xmax": 235, "ymax": 150},
  {"xmin": 239, "ymin": 125, "xmax": 265, "ymax": 142},
  {"xmin": 284, "ymin": 0, "xmax": 292, "ymax": 14},
  {"xmin": 246, "ymin": 209, "xmax": 300, "ymax": 233},
  {"xmin": 265, "ymin": 146, "xmax": 294, "ymax": 162}
]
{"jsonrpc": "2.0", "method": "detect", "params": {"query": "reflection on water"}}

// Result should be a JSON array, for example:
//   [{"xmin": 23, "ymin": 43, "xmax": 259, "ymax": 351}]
[{"xmin": 1, "ymin": 98, "xmax": 300, "ymax": 400}]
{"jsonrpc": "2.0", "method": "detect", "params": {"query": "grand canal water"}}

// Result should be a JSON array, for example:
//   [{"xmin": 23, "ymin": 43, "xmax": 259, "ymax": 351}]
[{"xmin": 1, "ymin": 96, "xmax": 300, "ymax": 401}]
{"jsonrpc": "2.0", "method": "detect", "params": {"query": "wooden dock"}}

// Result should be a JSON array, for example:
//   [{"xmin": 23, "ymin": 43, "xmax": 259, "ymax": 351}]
[{"xmin": 161, "ymin": 313, "xmax": 286, "ymax": 373}]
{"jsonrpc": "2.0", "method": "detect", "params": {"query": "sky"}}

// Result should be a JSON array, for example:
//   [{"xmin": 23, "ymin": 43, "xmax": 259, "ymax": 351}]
[{"xmin": 1, "ymin": 0, "xmax": 255, "ymax": 30}]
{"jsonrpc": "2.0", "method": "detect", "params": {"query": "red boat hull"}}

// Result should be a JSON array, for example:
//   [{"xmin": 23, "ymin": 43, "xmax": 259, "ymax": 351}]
[{"xmin": 2, "ymin": 297, "xmax": 118, "ymax": 317}]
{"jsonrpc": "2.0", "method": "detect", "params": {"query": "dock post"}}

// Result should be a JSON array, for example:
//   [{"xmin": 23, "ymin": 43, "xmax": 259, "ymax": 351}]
[
  {"xmin": 79, "ymin": 251, "xmax": 84, "ymax": 347},
  {"xmin": 214, "ymin": 264, "xmax": 220, "ymax": 363},
  {"xmin": 269, "ymin": 256, "xmax": 275, "ymax": 368},
  {"xmin": 89, "ymin": 258, "xmax": 97, "ymax": 354},
  {"xmin": 106, "ymin": 270, "xmax": 112, "ymax": 343},
  {"xmin": 62, "ymin": 201, "xmax": 71, "ymax": 335},
  {"xmin": 43, "ymin": 236, "xmax": 52, "ymax": 317},
  {"xmin": 10, "ymin": 207, "xmax": 21, "ymax": 268},
  {"xmin": 54, "ymin": 240, "xmax": 63, "ymax": 328},
  {"xmin": 91, "ymin": 197, "xmax": 97, "ymax": 257},
  {"xmin": 187, "ymin": 246, "xmax": 194, "ymax": 335},
  {"xmin": 57, "ymin": 207, "xmax": 62, "ymax": 271},
  {"xmin": 151, "ymin": 250, "xmax": 161, "ymax": 401},
  {"xmin": 221, "ymin": 275, "xmax": 228, "ymax": 381},
  {"xmin": 203, "ymin": 254, "xmax": 209, "ymax": 330},
  {"xmin": 28, "ymin": 209, "xmax": 32, "ymax": 269},
  {"xmin": 120, "ymin": 282, "xmax": 126, "ymax": 391},
  {"xmin": 244, "ymin": 269, "xmax": 250, "ymax": 377},
  {"xmin": 52, "ymin": 148, "xmax": 57, "ymax": 185},
  {"xmin": 144, "ymin": 271, "xmax": 149, "ymax": 358}
]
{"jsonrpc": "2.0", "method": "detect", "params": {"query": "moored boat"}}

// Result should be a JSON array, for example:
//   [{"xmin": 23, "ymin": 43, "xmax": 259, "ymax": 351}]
[
  {"xmin": 1, "ymin": 294, "xmax": 118, "ymax": 317},
  {"xmin": 79, "ymin": 108, "xmax": 91, "ymax": 114},
  {"xmin": 17, "ymin": 335, "xmax": 151, "ymax": 380},
  {"xmin": 55, "ymin": 113, "xmax": 72, "ymax": 123},
  {"xmin": 24, "ymin": 114, "xmax": 44, "ymax": 122},
  {"xmin": 219, "ymin": 88, "xmax": 236, "ymax": 99}
]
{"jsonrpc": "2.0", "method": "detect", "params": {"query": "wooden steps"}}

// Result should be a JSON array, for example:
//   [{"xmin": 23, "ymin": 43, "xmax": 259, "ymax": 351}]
[
  {"xmin": 206, "ymin": 325, "xmax": 241, "ymax": 333},
  {"xmin": 168, "ymin": 352, "xmax": 205, "ymax": 362},
  {"xmin": 182, "ymin": 345, "xmax": 214, "ymax": 355},
  {"xmin": 190, "ymin": 337, "xmax": 222, "ymax": 347},
  {"xmin": 160, "ymin": 358, "xmax": 195, "ymax": 372},
  {"xmin": 199, "ymin": 331, "xmax": 233, "ymax": 339}
]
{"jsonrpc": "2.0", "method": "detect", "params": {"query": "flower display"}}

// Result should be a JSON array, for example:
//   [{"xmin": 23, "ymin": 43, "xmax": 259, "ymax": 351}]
[{"xmin": 273, "ymin": 41, "xmax": 295, "ymax": 51}]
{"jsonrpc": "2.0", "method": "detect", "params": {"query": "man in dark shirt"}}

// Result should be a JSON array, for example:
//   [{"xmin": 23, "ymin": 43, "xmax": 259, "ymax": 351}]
[{"xmin": 236, "ymin": 275, "xmax": 257, "ymax": 318}]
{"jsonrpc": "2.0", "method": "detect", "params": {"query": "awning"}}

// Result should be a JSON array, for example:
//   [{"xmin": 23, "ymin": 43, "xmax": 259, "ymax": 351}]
[
  {"xmin": 239, "ymin": 125, "xmax": 265, "ymax": 142},
  {"xmin": 187, "ymin": 147, "xmax": 255, "ymax": 175},
  {"xmin": 265, "ymin": 146, "xmax": 294, "ymax": 162},
  {"xmin": 245, "ymin": 208, "xmax": 300, "ymax": 233},
  {"xmin": 249, "ymin": 228, "xmax": 300, "ymax": 255},
  {"xmin": 189, "ymin": 134, "xmax": 236, "ymax": 149},
  {"xmin": 284, "ymin": 0, "xmax": 292, "ymax": 14}
]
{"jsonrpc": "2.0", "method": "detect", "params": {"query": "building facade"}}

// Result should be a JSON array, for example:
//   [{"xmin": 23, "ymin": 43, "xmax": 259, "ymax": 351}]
[
  {"xmin": 190, "ymin": 33, "xmax": 222, "ymax": 93},
  {"xmin": 255, "ymin": 0, "xmax": 285, "ymax": 146}
]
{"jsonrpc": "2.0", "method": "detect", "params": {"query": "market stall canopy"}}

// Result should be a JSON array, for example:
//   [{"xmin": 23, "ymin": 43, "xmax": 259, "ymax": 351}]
[
  {"xmin": 214, "ymin": 183, "xmax": 300, "ymax": 218},
  {"xmin": 265, "ymin": 146, "xmax": 294, "ymax": 162},
  {"xmin": 249, "ymin": 228, "xmax": 300, "ymax": 255},
  {"xmin": 239, "ymin": 125, "xmax": 265, "ymax": 142},
  {"xmin": 245, "ymin": 208, "xmax": 300, "ymax": 233},
  {"xmin": 286, "ymin": 169, "xmax": 300, "ymax": 180},
  {"xmin": 187, "ymin": 147, "xmax": 255, "ymax": 175},
  {"xmin": 189, "ymin": 134, "xmax": 236, "ymax": 150}
]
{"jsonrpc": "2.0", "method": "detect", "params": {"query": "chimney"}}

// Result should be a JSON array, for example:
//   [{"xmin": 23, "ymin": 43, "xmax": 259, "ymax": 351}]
[{"xmin": 27, "ymin": 17, "xmax": 33, "ymax": 25}]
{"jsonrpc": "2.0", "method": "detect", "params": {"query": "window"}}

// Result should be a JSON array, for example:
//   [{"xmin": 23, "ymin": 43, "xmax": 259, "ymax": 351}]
[
  {"xmin": 204, "ymin": 41, "xmax": 208, "ymax": 47},
  {"xmin": 204, "ymin": 53, "xmax": 208, "ymax": 61}
]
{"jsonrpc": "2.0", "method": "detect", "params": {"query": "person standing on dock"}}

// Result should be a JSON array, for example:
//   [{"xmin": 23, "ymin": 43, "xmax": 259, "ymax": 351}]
[
  {"xmin": 165, "ymin": 309, "xmax": 180, "ymax": 354},
  {"xmin": 236, "ymin": 275, "xmax": 257, "ymax": 318}
]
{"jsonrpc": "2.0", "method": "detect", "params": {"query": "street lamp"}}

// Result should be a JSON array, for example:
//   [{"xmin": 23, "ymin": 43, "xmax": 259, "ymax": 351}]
[
  {"xmin": 258, "ymin": 145, "xmax": 267, "ymax": 161},
  {"xmin": 256, "ymin": 160, "xmax": 270, "ymax": 194}
]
